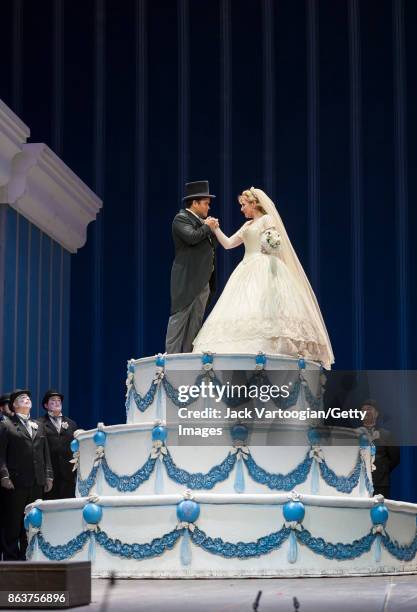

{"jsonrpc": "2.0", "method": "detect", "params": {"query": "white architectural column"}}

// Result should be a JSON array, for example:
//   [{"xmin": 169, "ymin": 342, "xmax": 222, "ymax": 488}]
[
  {"xmin": 0, "ymin": 99, "xmax": 102, "ymax": 253},
  {"xmin": 0, "ymin": 99, "xmax": 30, "ymax": 190}
]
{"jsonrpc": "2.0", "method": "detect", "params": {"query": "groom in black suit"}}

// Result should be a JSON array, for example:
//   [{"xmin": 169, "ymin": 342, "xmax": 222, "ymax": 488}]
[{"xmin": 165, "ymin": 181, "xmax": 218, "ymax": 353}]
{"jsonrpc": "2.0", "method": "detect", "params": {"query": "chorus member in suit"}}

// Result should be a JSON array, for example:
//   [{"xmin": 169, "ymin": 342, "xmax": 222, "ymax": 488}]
[
  {"xmin": 0, "ymin": 389, "xmax": 53, "ymax": 560},
  {"xmin": 362, "ymin": 400, "xmax": 400, "ymax": 499},
  {"xmin": 165, "ymin": 181, "xmax": 218, "ymax": 354},
  {"xmin": 0, "ymin": 393, "xmax": 11, "ymax": 560},
  {"xmin": 36, "ymin": 389, "xmax": 77, "ymax": 500},
  {"xmin": 0, "ymin": 393, "xmax": 12, "ymax": 422}
]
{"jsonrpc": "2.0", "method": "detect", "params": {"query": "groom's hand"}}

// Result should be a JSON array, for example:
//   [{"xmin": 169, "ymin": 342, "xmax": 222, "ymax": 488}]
[{"xmin": 205, "ymin": 217, "xmax": 219, "ymax": 230}]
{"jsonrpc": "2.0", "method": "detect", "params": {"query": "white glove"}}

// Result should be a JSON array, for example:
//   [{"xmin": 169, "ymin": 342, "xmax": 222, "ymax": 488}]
[
  {"xmin": 44, "ymin": 478, "xmax": 53, "ymax": 493},
  {"xmin": 1, "ymin": 477, "xmax": 14, "ymax": 490}
]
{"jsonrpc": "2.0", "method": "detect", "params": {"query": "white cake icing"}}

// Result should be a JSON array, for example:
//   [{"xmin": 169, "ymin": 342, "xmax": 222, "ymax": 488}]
[
  {"xmin": 73, "ymin": 423, "xmax": 372, "ymax": 498},
  {"xmin": 26, "ymin": 493, "xmax": 417, "ymax": 578},
  {"xmin": 25, "ymin": 354, "xmax": 417, "ymax": 578}
]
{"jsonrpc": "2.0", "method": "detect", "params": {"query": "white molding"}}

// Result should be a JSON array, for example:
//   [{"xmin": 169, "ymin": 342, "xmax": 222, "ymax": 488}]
[
  {"xmin": 5, "ymin": 143, "xmax": 102, "ymax": 253},
  {"xmin": 0, "ymin": 99, "xmax": 30, "ymax": 187}
]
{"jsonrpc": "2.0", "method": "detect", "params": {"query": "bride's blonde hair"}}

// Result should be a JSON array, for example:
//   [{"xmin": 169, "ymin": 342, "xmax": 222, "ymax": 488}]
[{"xmin": 241, "ymin": 188, "xmax": 267, "ymax": 214}]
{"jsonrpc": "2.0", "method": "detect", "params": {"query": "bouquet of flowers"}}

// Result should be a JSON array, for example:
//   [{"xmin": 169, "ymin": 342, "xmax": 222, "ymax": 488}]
[{"xmin": 260, "ymin": 228, "xmax": 281, "ymax": 254}]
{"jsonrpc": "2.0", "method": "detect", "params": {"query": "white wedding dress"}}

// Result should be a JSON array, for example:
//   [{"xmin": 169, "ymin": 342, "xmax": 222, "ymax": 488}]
[{"xmin": 192, "ymin": 194, "xmax": 334, "ymax": 369}]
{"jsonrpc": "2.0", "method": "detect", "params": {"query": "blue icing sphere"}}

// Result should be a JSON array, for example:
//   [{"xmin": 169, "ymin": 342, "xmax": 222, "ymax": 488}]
[
  {"xmin": 202, "ymin": 353, "xmax": 213, "ymax": 365},
  {"xmin": 176, "ymin": 500, "xmax": 200, "ymax": 523},
  {"xmin": 27, "ymin": 507, "xmax": 43, "ymax": 528},
  {"xmin": 70, "ymin": 439, "xmax": 79, "ymax": 453},
  {"xmin": 298, "ymin": 358, "xmax": 306, "ymax": 369},
  {"xmin": 83, "ymin": 503, "xmax": 103, "ymax": 525},
  {"xmin": 24, "ymin": 514, "xmax": 30, "ymax": 530},
  {"xmin": 93, "ymin": 430, "xmax": 107, "ymax": 446},
  {"xmin": 359, "ymin": 434, "xmax": 369, "ymax": 448},
  {"xmin": 370, "ymin": 504, "xmax": 389, "ymax": 525},
  {"xmin": 231, "ymin": 424, "xmax": 249, "ymax": 441},
  {"xmin": 152, "ymin": 425, "xmax": 168, "ymax": 442},
  {"xmin": 283, "ymin": 500, "xmax": 305, "ymax": 523},
  {"xmin": 255, "ymin": 353, "xmax": 266, "ymax": 365},
  {"xmin": 307, "ymin": 428, "xmax": 320, "ymax": 445},
  {"xmin": 155, "ymin": 355, "xmax": 165, "ymax": 367}
]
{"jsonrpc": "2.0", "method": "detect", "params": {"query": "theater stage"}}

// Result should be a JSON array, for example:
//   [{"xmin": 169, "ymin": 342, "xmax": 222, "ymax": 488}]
[{"xmin": 79, "ymin": 574, "xmax": 417, "ymax": 611}]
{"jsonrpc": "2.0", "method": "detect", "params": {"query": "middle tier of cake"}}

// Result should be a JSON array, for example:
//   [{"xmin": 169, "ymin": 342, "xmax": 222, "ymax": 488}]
[{"xmin": 71, "ymin": 422, "xmax": 373, "ymax": 498}]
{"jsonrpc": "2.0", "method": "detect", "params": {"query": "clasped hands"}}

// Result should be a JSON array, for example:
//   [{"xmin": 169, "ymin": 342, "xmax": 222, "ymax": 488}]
[
  {"xmin": 1, "ymin": 476, "xmax": 53, "ymax": 493},
  {"xmin": 204, "ymin": 216, "xmax": 220, "ymax": 231}
]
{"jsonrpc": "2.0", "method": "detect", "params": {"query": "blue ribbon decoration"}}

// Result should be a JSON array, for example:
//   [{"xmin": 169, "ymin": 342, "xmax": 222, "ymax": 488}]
[
  {"xmin": 244, "ymin": 453, "xmax": 313, "ymax": 491},
  {"xmin": 180, "ymin": 529, "xmax": 192, "ymax": 566},
  {"xmin": 154, "ymin": 458, "xmax": 164, "ymax": 494},
  {"xmin": 125, "ymin": 382, "xmax": 159, "ymax": 415},
  {"xmin": 163, "ymin": 450, "xmax": 237, "ymax": 490},
  {"xmin": 127, "ymin": 364, "xmax": 324, "ymax": 414},
  {"xmin": 311, "ymin": 459, "xmax": 320, "ymax": 494},
  {"xmin": 101, "ymin": 455, "xmax": 157, "ymax": 493},
  {"xmin": 374, "ymin": 534, "xmax": 382, "ymax": 562},
  {"xmin": 319, "ymin": 455, "xmax": 373, "ymax": 495},
  {"xmin": 77, "ymin": 464, "xmax": 100, "ymax": 497},
  {"xmin": 234, "ymin": 455, "xmax": 245, "ymax": 493},
  {"xmin": 78, "ymin": 445, "xmax": 372, "ymax": 497},
  {"xmin": 27, "ymin": 524, "xmax": 417, "ymax": 563},
  {"xmin": 190, "ymin": 525, "xmax": 291, "ymax": 559},
  {"xmin": 88, "ymin": 531, "xmax": 96, "ymax": 562},
  {"xmin": 287, "ymin": 530, "xmax": 298, "ymax": 563}
]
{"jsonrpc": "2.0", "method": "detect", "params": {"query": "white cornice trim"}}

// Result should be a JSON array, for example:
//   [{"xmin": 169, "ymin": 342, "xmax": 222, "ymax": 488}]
[
  {"xmin": 0, "ymin": 99, "xmax": 30, "ymax": 187},
  {"xmin": 6, "ymin": 143, "xmax": 102, "ymax": 253},
  {"xmin": 0, "ymin": 99, "xmax": 102, "ymax": 253}
]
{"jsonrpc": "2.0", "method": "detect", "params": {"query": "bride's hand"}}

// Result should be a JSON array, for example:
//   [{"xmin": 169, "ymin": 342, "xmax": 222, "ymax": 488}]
[{"xmin": 205, "ymin": 217, "xmax": 220, "ymax": 230}]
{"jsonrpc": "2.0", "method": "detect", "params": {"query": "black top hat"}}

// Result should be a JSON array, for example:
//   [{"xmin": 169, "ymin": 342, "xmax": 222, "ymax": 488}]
[
  {"xmin": 42, "ymin": 389, "xmax": 64, "ymax": 408},
  {"xmin": 183, "ymin": 181, "xmax": 216, "ymax": 201},
  {"xmin": 9, "ymin": 389, "xmax": 31, "ymax": 409},
  {"xmin": 0, "ymin": 393, "xmax": 10, "ymax": 407}
]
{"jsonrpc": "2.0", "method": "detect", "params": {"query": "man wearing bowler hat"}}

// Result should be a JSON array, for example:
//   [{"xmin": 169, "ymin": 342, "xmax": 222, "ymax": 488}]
[
  {"xmin": 0, "ymin": 393, "xmax": 12, "ymax": 422},
  {"xmin": 36, "ymin": 389, "xmax": 78, "ymax": 499},
  {"xmin": 0, "ymin": 389, "xmax": 53, "ymax": 560},
  {"xmin": 165, "ymin": 181, "xmax": 219, "ymax": 353}
]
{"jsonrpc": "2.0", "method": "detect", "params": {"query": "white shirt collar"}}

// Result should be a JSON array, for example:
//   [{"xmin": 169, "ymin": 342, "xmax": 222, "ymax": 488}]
[{"xmin": 187, "ymin": 208, "xmax": 203, "ymax": 222}]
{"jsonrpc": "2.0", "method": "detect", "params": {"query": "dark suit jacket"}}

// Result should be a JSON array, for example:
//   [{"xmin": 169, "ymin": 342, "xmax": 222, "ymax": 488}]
[
  {"xmin": 170, "ymin": 209, "xmax": 217, "ymax": 314},
  {"xmin": 36, "ymin": 415, "xmax": 78, "ymax": 483},
  {"xmin": 0, "ymin": 414, "xmax": 53, "ymax": 487},
  {"xmin": 373, "ymin": 428, "xmax": 400, "ymax": 488}
]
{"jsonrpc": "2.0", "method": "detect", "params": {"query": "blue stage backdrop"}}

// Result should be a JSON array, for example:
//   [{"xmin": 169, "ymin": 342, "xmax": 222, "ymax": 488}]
[
  {"xmin": 0, "ymin": 1, "xmax": 416, "ymax": 501},
  {"xmin": 0, "ymin": 205, "xmax": 71, "ymax": 418}
]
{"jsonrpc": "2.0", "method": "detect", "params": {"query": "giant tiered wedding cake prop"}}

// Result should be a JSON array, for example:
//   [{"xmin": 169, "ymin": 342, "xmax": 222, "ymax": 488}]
[{"xmin": 25, "ymin": 354, "xmax": 417, "ymax": 577}]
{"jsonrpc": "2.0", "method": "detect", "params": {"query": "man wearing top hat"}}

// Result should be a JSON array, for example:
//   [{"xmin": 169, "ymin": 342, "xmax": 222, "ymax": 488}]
[
  {"xmin": 165, "ymin": 181, "xmax": 219, "ymax": 353},
  {"xmin": 36, "ymin": 389, "xmax": 78, "ymax": 500},
  {"xmin": 0, "ymin": 389, "xmax": 53, "ymax": 560}
]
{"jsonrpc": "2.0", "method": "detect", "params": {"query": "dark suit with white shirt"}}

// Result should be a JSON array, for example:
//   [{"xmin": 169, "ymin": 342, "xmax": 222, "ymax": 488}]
[
  {"xmin": 0, "ymin": 414, "xmax": 53, "ymax": 560},
  {"xmin": 36, "ymin": 414, "xmax": 78, "ymax": 500}
]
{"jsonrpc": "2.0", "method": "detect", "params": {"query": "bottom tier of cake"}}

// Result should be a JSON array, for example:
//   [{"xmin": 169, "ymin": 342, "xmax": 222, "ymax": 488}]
[{"xmin": 25, "ymin": 493, "xmax": 417, "ymax": 578}]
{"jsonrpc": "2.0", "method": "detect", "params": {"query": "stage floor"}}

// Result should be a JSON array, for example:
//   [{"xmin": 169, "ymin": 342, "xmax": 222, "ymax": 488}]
[{"xmin": 78, "ymin": 575, "xmax": 417, "ymax": 611}]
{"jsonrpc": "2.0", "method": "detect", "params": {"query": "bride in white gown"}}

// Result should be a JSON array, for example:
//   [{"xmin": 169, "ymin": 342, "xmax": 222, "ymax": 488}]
[{"xmin": 192, "ymin": 187, "xmax": 334, "ymax": 369}]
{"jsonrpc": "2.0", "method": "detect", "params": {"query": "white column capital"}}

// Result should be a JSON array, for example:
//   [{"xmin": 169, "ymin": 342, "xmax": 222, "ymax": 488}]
[
  {"xmin": 0, "ymin": 99, "xmax": 30, "ymax": 187},
  {"xmin": 0, "ymin": 99, "xmax": 102, "ymax": 253},
  {"xmin": 6, "ymin": 143, "xmax": 102, "ymax": 253}
]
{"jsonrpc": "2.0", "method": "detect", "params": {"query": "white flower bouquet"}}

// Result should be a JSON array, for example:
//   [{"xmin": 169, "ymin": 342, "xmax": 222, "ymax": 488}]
[{"xmin": 260, "ymin": 228, "xmax": 281, "ymax": 254}]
